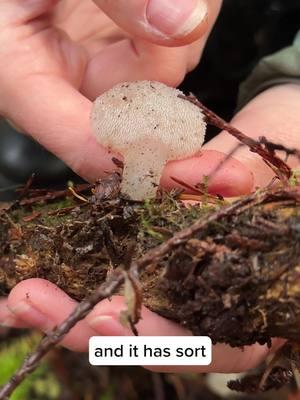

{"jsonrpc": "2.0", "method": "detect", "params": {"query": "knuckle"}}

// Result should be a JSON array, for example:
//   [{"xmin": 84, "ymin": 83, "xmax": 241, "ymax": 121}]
[
  {"xmin": 154, "ymin": 63, "xmax": 187, "ymax": 88},
  {"xmin": 187, "ymin": 53, "xmax": 201, "ymax": 73}
]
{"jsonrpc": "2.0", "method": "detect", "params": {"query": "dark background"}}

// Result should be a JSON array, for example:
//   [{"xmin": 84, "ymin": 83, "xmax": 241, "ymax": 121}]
[{"xmin": 1, "ymin": 0, "xmax": 300, "ymax": 199}]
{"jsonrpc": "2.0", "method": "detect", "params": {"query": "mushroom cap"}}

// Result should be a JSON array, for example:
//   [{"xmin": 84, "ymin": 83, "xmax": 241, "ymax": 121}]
[{"xmin": 91, "ymin": 81, "xmax": 206, "ymax": 160}]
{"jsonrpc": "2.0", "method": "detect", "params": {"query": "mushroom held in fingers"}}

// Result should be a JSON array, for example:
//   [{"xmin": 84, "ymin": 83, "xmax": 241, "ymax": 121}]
[{"xmin": 91, "ymin": 81, "xmax": 206, "ymax": 200}]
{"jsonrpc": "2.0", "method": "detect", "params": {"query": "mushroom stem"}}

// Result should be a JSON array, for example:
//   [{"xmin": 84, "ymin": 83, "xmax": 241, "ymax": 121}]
[{"xmin": 121, "ymin": 144, "xmax": 167, "ymax": 201}]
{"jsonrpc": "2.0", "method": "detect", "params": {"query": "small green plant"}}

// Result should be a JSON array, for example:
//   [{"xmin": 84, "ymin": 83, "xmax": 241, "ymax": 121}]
[{"xmin": 0, "ymin": 333, "xmax": 60, "ymax": 400}]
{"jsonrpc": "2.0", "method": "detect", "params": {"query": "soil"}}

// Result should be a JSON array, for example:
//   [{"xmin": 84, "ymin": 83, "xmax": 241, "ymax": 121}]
[{"xmin": 0, "ymin": 182, "xmax": 300, "ymax": 394}]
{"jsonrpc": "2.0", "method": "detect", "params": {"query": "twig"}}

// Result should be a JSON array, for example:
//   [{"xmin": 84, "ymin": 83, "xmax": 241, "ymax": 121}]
[
  {"xmin": 170, "ymin": 176, "xmax": 222, "ymax": 203},
  {"xmin": 47, "ymin": 204, "xmax": 87, "ymax": 217},
  {"xmin": 18, "ymin": 174, "xmax": 35, "ymax": 200},
  {"xmin": 1, "ymin": 186, "xmax": 299, "ymax": 399},
  {"xmin": 180, "ymin": 94, "xmax": 292, "ymax": 182},
  {"xmin": 19, "ymin": 183, "xmax": 92, "ymax": 206},
  {"xmin": 170, "ymin": 176, "xmax": 205, "ymax": 195},
  {"xmin": 259, "ymin": 136, "xmax": 300, "ymax": 160},
  {"xmin": 206, "ymin": 143, "xmax": 244, "ymax": 183}
]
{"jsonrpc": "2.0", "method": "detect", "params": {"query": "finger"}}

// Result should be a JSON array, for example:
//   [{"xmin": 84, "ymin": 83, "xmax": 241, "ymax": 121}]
[
  {"xmin": 2, "ymin": 71, "xmax": 253, "ymax": 193},
  {"xmin": 187, "ymin": 38, "xmax": 206, "ymax": 72},
  {"xmin": 0, "ymin": 298, "xmax": 29, "ymax": 328},
  {"xmin": 1, "ymin": 75, "xmax": 253, "ymax": 192},
  {"xmin": 93, "ymin": 0, "xmax": 222, "ymax": 46},
  {"xmin": 0, "ymin": 0, "xmax": 60, "ymax": 27},
  {"xmin": 0, "ymin": 1, "xmax": 116, "ymax": 182},
  {"xmin": 1, "ymin": 76, "xmax": 119, "ymax": 182},
  {"xmin": 82, "ymin": 0, "xmax": 222, "ymax": 97},
  {"xmin": 86, "ymin": 296, "xmax": 274, "ymax": 373},
  {"xmin": 0, "ymin": 63, "xmax": 254, "ymax": 192},
  {"xmin": 82, "ymin": 36, "xmax": 209, "ymax": 97},
  {"xmin": 81, "ymin": 40, "xmax": 192, "ymax": 97},
  {"xmin": 204, "ymin": 84, "xmax": 300, "ymax": 187},
  {"xmin": 162, "ymin": 150, "xmax": 254, "ymax": 197},
  {"xmin": 7, "ymin": 279, "xmax": 97, "ymax": 352}
]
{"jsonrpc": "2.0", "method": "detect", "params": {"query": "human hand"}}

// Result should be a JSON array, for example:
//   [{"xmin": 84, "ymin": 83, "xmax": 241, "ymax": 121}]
[{"xmin": 0, "ymin": 0, "xmax": 248, "ymax": 191}]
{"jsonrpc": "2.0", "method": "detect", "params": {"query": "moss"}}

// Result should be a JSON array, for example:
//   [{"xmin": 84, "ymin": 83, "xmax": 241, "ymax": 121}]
[
  {"xmin": 0, "ymin": 334, "xmax": 60, "ymax": 400},
  {"xmin": 1, "ymin": 188, "xmax": 300, "ymax": 350}
]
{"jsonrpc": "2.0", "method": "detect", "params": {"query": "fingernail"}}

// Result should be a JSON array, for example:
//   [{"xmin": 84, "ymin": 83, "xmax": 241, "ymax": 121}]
[
  {"xmin": 88, "ymin": 315, "xmax": 114, "ymax": 328},
  {"xmin": 87, "ymin": 315, "xmax": 124, "ymax": 333},
  {"xmin": 9, "ymin": 300, "xmax": 53, "ymax": 332},
  {"xmin": 146, "ymin": 0, "xmax": 207, "ymax": 38}
]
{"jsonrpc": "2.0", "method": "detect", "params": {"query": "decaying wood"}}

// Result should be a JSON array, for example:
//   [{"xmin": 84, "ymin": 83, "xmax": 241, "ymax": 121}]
[{"xmin": 0, "ymin": 184, "xmax": 299, "ymax": 398}]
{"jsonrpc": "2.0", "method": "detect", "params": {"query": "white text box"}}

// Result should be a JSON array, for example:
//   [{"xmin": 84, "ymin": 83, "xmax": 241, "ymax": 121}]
[{"xmin": 89, "ymin": 336, "xmax": 212, "ymax": 366}]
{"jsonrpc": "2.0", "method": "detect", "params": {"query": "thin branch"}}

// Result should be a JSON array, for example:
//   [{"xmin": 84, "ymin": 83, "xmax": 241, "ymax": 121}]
[
  {"xmin": 259, "ymin": 136, "xmax": 300, "ymax": 160},
  {"xmin": 18, "ymin": 174, "xmax": 35, "ymax": 200},
  {"xmin": 170, "ymin": 176, "xmax": 222, "ymax": 203},
  {"xmin": 19, "ymin": 183, "xmax": 92, "ymax": 206},
  {"xmin": 206, "ymin": 143, "xmax": 245, "ymax": 183},
  {"xmin": 180, "ymin": 94, "xmax": 292, "ymax": 182}
]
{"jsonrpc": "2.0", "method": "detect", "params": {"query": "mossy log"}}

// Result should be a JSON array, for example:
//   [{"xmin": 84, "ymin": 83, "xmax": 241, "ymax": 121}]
[{"xmin": 0, "ymin": 186, "xmax": 299, "ymax": 350}]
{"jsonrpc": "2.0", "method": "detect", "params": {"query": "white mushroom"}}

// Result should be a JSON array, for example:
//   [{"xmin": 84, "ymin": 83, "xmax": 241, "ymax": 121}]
[{"xmin": 91, "ymin": 81, "xmax": 206, "ymax": 200}]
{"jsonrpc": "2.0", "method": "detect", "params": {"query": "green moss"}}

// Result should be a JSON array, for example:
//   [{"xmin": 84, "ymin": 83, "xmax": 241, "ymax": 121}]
[
  {"xmin": 8, "ymin": 197, "xmax": 77, "ymax": 228},
  {"xmin": 289, "ymin": 168, "xmax": 300, "ymax": 187},
  {"xmin": 99, "ymin": 387, "xmax": 114, "ymax": 400},
  {"xmin": 138, "ymin": 195, "xmax": 218, "ymax": 245},
  {"xmin": 0, "ymin": 334, "xmax": 61, "ymax": 400}
]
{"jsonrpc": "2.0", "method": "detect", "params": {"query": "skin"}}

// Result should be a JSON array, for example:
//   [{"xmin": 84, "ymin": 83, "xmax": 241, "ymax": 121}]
[{"xmin": 0, "ymin": 0, "xmax": 300, "ymax": 375}]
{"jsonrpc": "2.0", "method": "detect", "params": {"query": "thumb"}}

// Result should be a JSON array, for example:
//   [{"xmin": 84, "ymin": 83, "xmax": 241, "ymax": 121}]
[{"xmin": 93, "ymin": 0, "xmax": 222, "ymax": 46}]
